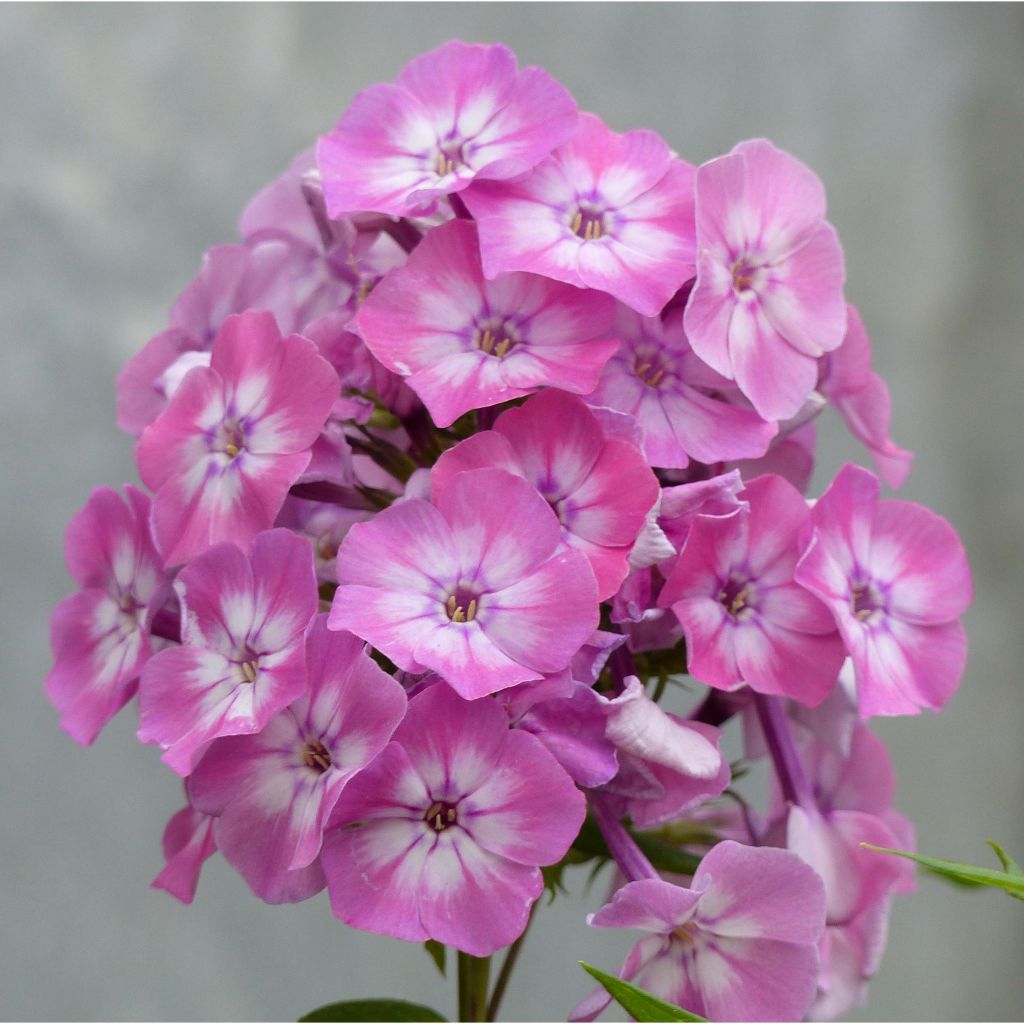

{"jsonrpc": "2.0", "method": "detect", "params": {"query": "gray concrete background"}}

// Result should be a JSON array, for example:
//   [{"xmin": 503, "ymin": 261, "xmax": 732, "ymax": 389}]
[{"xmin": 2, "ymin": 4, "xmax": 1023, "ymax": 1020}]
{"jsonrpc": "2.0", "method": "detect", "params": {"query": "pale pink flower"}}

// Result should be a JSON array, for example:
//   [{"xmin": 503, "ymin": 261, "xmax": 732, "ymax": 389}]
[
  {"xmin": 322, "ymin": 683, "xmax": 585, "ymax": 955},
  {"xmin": 317, "ymin": 40, "xmax": 578, "ymax": 218},
  {"xmin": 136, "ymin": 311, "xmax": 339, "ymax": 566},
  {"xmin": 329, "ymin": 467, "xmax": 599, "ymax": 699},
  {"xmin": 464, "ymin": 113, "xmax": 696, "ymax": 316},
  {"xmin": 684, "ymin": 139, "xmax": 847, "ymax": 421},
  {"xmin": 353, "ymin": 219, "xmax": 618, "ymax": 427},
  {"xmin": 794, "ymin": 463, "xmax": 972, "ymax": 716},
  {"xmin": 137, "ymin": 529, "xmax": 318, "ymax": 775}
]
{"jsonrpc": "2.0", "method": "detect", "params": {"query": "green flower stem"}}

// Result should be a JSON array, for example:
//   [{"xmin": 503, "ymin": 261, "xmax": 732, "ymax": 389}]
[
  {"xmin": 457, "ymin": 952, "xmax": 491, "ymax": 1022},
  {"xmin": 486, "ymin": 904, "xmax": 536, "ymax": 1021}
]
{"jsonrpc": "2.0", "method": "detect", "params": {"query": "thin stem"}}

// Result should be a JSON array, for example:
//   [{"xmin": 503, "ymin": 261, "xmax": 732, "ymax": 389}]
[
  {"xmin": 486, "ymin": 904, "xmax": 536, "ymax": 1021},
  {"xmin": 589, "ymin": 791, "xmax": 659, "ymax": 882},
  {"xmin": 753, "ymin": 692, "xmax": 815, "ymax": 809},
  {"xmin": 457, "ymin": 952, "xmax": 491, "ymax": 1022}
]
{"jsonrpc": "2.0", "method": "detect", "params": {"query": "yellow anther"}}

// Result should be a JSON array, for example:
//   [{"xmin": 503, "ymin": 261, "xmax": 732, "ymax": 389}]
[
  {"xmin": 635, "ymin": 362, "xmax": 652, "ymax": 378},
  {"xmin": 466, "ymin": 598, "xmax": 478, "ymax": 622},
  {"xmin": 570, "ymin": 210, "xmax": 583, "ymax": 235},
  {"xmin": 493, "ymin": 338, "xmax": 511, "ymax": 358},
  {"xmin": 446, "ymin": 595, "xmax": 457, "ymax": 617},
  {"xmin": 672, "ymin": 925, "xmax": 694, "ymax": 944},
  {"xmin": 225, "ymin": 441, "xmax": 240, "ymax": 458},
  {"xmin": 855, "ymin": 608, "xmax": 874, "ymax": 622},
  {"xmin": 451, "ymin": 606, "xmax": 466, "ymax": 623},
  {"xmin": 241, "ymin": 660, "xmax": 258, "ymax": 683},
  {"xmin": 478, "ymin": 329, "xmax": 495, "ymax": 355},
  {"xmin": 648, "ymin": 368, "xmax": 665, "ymax": 387}
]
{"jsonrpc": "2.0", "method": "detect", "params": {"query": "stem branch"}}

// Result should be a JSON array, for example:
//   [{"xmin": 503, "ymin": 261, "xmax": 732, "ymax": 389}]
[{"xmin": 457, "ymin": 952, "xmax": 491, "ymax": 1022}]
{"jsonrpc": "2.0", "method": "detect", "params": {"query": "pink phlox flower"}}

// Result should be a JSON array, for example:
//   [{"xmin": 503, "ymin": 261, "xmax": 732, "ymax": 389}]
[
  {"xmin": 819, "ymin": 305, "xmax": 914, "ymax": 489},
  {"xmin": 187, "ymin": 618, "xmax": 407, "ymax": 904},
  {"xmin": 137, "ymin": 529, "xmax": 318, "ymax": 776},
  {"xmin": 597, "ymin": 678, "xmax": 729, "ymax": 828},
  {"xmin": 432, "ymin": 389, "xmax": 659, "ymax": 599},
  {"xmin": 46, "ymin": 485, "xmax": 166, "ymax": 745},
  {"xmin": 684, "ymin": 139, "xmax": 847, "ymax": 421},
  {"xmin": 151, "ymin": 802, "xmax": 217, "ymax": 905},
  {"xmin": 317, "ymin": 40, "xmax": 578, "ymax": 218},
  {"xmin": 794, "ymin": 463, "xmax": 972, "ymax": 716},
  {"xmin": 117, "ymin": 242, "xmax": 300, "ymax": 435},
  {"xmin": 463, "ymin": 113, "xmax": 697, "ymax": 317},
  {"xmin": 321, "ymin": 683, "xmax": 585, "ymax": 956},
  {"xmin": 587, "ymin": 305, "xmax": 777, "ymax": 468},
  {"xmin": 499, "ymin": 674, "xmax": 618, "ymax": 788},
  {"xmin": 660, "ymin": 474, "xmax": 846, "ymax": 705},
  {"xmin": 328, "ymin": 466, "xmax": 599, "ymax": 699},
  {"xmin": 353, "ymin": 219, "xmax": 619, "ymax": 427},
  {"xmin": 573, "ymin": 840, "xmax": 827, "ymax": 1022},
  {"xmin": 136, "ymin": 310, "xmax": 339, "ymax": 567}
]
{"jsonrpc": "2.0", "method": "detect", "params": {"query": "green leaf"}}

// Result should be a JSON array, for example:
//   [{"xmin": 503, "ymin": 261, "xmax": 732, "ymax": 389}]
[
  {"xmin": 862, "ymin": 843, "xmax": 1024, "ymax": 901},
  {"xmin": 298, "ymin": 999, "xmax": 448, "ymax": 1022},
  {"xmin": 987, "ymin": 840, "xmax": 1023, "ymax": 877},
  {"xmin": 423, "ymin": 939, "xmax": 446, "ymax": 977},
  {"xmin": 580, "ymin": 963, "xmax": 706, "ymax": 1022}
]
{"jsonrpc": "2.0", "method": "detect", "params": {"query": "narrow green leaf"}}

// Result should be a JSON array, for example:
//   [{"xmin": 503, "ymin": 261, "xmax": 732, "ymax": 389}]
[
  {"xmin": 580, "ymin": 962, "xmax": 707, "ymax": 1022},
  {"xmin": 987, "ymin": 840, "xmax": 1024, "ymax": 877},
  {"xmin": 298, "ymin": 998, "xmax": 448, "ymax": 1022},
  {"xmin": 862, "ymin": 843, "xmax": 1024, "ymax": 900},
  {"xmin": 423, "ymin": 939, "xmax": 447, "ymax": 977}
]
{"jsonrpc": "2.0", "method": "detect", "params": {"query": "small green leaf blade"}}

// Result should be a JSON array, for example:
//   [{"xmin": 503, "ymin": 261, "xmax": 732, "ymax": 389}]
[
  {"xmin": 298, "ymin": 998, "xmax": 448, "ymax": 1022},
  {"xmin": 987, "ymin": 840, "xmax": 1024, "ymax": 877},
  {"xmin": 424, "ymin": 939, "xmax": 447, "ymax": 977},
  {"xmin": 862, "ymin": 843, "xmax": 1024, "ymax": 899},
  {"xmin": 580, "ymin": 962, "xmax": 707, "ymax": 1022}
]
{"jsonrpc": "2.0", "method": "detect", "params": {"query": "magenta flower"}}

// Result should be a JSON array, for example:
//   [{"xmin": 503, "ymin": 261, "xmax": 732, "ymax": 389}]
[
  {"xmin": 463, "ymin": 113, "xmax": 696, "ymax": 316},
  {"xmin": 587, "ymin": 304, "xmax": 777, "ymax": 468},
  {"xmin": 660, "ymin": 474, "xmax": 846, "ymax": 705},
  {"xmin": 794, "ymin": 463, "xmax": 972, "ymax": 716},
  {"xmin": 45, "ymin": 485, "xmax": 166, "ymax": 745},
  {"xmin": 136, "ymin": 310, "xmax": 339, "ymax": 566},
  {"xmin": 151, "ymin": 804, "xmax": 217, "ymax": 906},
  {"xmin": 353, "ymin": 219, "xmax": 618, "ymax": 427},
  {"xmin": 684, "ymin": 139, "xmax": 847, "ymax": 421},
  {"xmin": 137, "ymin": 529, "xmax": 318, "ymax": 775},
  {"xmin": 317, "ymin": 40, "xmax": 578, "ymax": 218},
  {"xmin": 329, "ymin": 466, "xmax": 599, "ymax": 699},
  {"xmin": 322, "ymin": 683, "xmax": 585, "ymax": 956},
  {"xmin": 573, "ymin": 841, "xmax": 826, "ymax": 1022},
  {"xmin": 187, "ymin": 619, "xmax": 407, "ymax": 903},
  {"xmin": 819, "ymin": 306, "xmax": 914, "ymax": 489},
  {"xmin": 431, "ymin": 389, "xmax": 659, "ymax": 599}
]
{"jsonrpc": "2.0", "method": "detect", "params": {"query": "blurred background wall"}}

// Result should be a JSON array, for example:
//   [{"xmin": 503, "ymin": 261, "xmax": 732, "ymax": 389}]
[{"xmin": 2, "ymin": 3, "xmax": 1022, "ymax": 1020}]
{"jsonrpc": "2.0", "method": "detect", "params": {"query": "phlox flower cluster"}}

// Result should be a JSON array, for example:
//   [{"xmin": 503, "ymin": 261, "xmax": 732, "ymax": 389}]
[{"xmin": 47, "ymin": 40, "xmax": 972, "ymax": 1022}]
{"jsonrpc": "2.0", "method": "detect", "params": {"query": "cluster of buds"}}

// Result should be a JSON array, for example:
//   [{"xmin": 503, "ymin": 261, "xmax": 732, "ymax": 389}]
[{"xmin": 46, "ymin": 40, "xmax": 972, "ymax": 1021}]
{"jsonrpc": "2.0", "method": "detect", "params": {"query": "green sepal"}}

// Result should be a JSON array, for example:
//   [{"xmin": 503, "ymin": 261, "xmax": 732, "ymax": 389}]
[
  {"xmin": 298, "ymin": 998, "xmax": 448, "ymax": 1022},
  {"xmin": 862, "ymin": 842, "xmax": 1024, "ymax": 901},
  {"xmin": 580, "ymin": 962, "xmax": 707, "ymax": 1022},
  {"xmin": 423, "ymin": 939, "xmax": 447, "ymax": 977}
]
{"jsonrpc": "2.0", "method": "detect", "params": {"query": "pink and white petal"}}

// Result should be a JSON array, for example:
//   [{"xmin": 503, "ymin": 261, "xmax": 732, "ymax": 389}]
[
  {"xmin": 499, "ymin": 338, "xmax": 620, "ymax": 395},
  {"xmin": 492, "ymin": 275, "xmax": 615, "ymax": 348},
  {"xmin": 734, "ymin": 618, "xmax": 843, "ymax": 705},
  {"xmin": 175, "ymin": 540, "xmax": 254, "ymax": 651},
  {"xmin": 853, "ymin": 618, "xmax": 966, "ymax": 717},
  {"xmin": 870, "ymin": 499, "xmax": 972, "ymax": 624},
  {"xmin": 151, "ymin": 806, "xmax": 217, "ymax": 905},
  {"xmin": 431, "ymin": 431, "xmax": 523, "ymax": 497},
  {"xmin": 247, "ymin": 529, "xmax": 319, "ymax": 652},
  {"xmin": 434, "ymin": 468, "xmax": 563, "ymax": 587},
  {"xmin": 328, "ymin": 586, "xmax": 443, "ymax": 674},
  {"xmin": 335, "ymin": 498, "xmax": 457, "ymax": 591},
  {"xmin": 694, "ymin": 839, "xmax": 826, "ymax": 943},
  {"xmin": 659, "ymin": 387, "xmax": 776, "ymax": 467},
  {"xmin": 741, "ymin": 474, "xmax": 808, "ymax": 577},
  {"xmin": 694, "ymin": 149, "xmax": 757, "ymax": 255},
  {"xmin": 328, "ymin": 742, "xmax": 430, "ymax": 827},
  {"xmin": 418, "ymin": 833, "xmax": 542, "ymax": 956},
  {"xmin": 394, "ymin": 685, "xmax": 511, "ymax": 799},
  {"xmin": 414, "ymin": 619, "xmax": 540, "ymax": 699},
  {"xmin": 407, "ymin": 352, "xmax": 526, "ymax": 427},
  {"xmin": 697, "ymin": 935, "xmax": 820, "ymax": 1023},
  {"xmin": 117, "ymin": 328, "xmax": 201, "ymax": 435},
  {"xmin": 563, "ymin": 531, "xmax": 632, "ymax": 602},
  {"xmin": 322, "ymin": 816, "xmax": 432, "ymax": 941},
  {"xmin": 318, "ymin": 84, "xmax": 438, "ymax": 218},
  {"xmin": 684, "ymin": 255, "xmax": 737, "ymax": 378},
  {"xmin": 46, "ymin": 590, "xmax": 146, "ymax": 745},
  {"xmin": 493, "ymin": 391, "xmax": 604, "ymax": 499},
  {"xmin": 480, "ymin": 549, "xmax": 598, "ymax": 674},
  {"xmin": 671, "ymin": 597, "xmax": 741, "ymax": 690},
  {"xmin": 728, "ymin": 301, "xmax": 819, "ymax": 421},
  {"xmin": 577, "ymin": 237, "xmax": 688, "ymax": 318},
  {"xmin": 760, "ymin": 224, "xmax": 846, "ymax": 358},
  {"xmin": 461, "ymin": 728, "xmax": 584, "ymax": 865},
  {"xmin": 590, "ymin": 878, "xmax": 703, "ymax": 932},
  {"xmin": 805, "ymin": 462, "xmax": 880, "ymax": 579},
  {"xmin": 759, "ymin": 581, "xmax": 839, "ymax": 635},
  {"xmin": 659, "ymin": 509, "xmax": 749, "ymax": 609}
]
